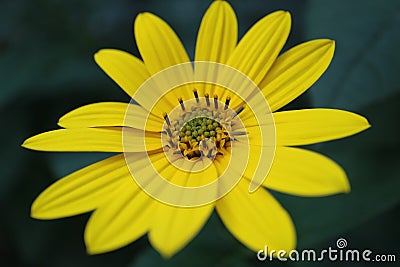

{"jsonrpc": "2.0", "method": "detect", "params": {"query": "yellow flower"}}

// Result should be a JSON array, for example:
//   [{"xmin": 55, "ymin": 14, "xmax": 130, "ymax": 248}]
[{"xmin": 22, "ymin": 0, "xmax": 370, "ymax": 258}]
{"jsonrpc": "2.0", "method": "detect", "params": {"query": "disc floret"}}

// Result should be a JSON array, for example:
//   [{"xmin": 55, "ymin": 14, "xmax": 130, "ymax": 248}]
[
  {"xmin": 162, "ymin": 96, "xmax": 242, "ymax": 161},
  {"xmin": 178, "ymin": 115, "xmax": 229, "ymax": 159}
]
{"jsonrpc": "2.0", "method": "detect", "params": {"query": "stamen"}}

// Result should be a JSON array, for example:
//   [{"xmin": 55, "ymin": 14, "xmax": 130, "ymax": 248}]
[
  {"xmin": 231, "ymin": 131, "xmax": 247, "ymax": 136},
  {"xmin": 224, "ymin": 96, "xmax": 231, "ymax": 110},
  {"xmin": 166, "ymin": 127, "xmax": 173, "ymax": 137},
  {"xmin": 178, "ymin": 97, "xmax": 185, "ymax": 111},
  {"xmin": 214, "ymin": 94, "xmax": 218, "ymax": 109},
  {"xmin": 232, "ymin": 105, "xmax": 245, "ymax": 118},
  {"xmin": 193, "ymin": 89, "xmax": 199, "ymax": 103},
  {"xmin": 163, "ymin": 112, "xmax": 171, "ymax": 126},
  {"xmin": 205, "ymin": 93, "xmax": 210, "ymax": 107}
]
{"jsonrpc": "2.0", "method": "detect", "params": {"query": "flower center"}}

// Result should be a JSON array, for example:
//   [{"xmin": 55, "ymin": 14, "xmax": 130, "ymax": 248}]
[
  {"xmin": 162, "ymin": 91, "xmax": 246, "ymax": 162},
  {"xmin": 178, "ymin": 116, "xmax": 229, "ymax": 160}
]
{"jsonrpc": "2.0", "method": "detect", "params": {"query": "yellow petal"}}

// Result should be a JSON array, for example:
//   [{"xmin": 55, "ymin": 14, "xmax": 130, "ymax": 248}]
[
  {"xmin": 149, "ymin": 202, "xmax": 214, "ymax": 258},
  {"xmin": 195, "ymin": 0, "xmax": 237, "ymax": 63},
  {"xmin": 58, "ymin": 102, "xmax": 163, "ymax": 132},
  {"xmin": 226, "ymin": 11, "xmax": 291, "ymax": 86},
  {"xmin": 194, "ymin": 0, "xmax": 237, "ymax": 98},
  {"xmin": 134, "ymin": 12, "xmax": 190, "ymax": 74},
  {"xmin": 259, "ymin": 39, "xmax": 335, "ymax": 111},
  {"xmin": 22, "ymin": 128, "xmax": 162, "ymax": 152},
  {"xmin": 134, "ymin": 13, "xmax": 193, "ymax": 112},
  {"xmin": 85, "ymin": 177, "xmax": 155, "ymax": 254},
  {"xmin": 159, "ymin": 157, "xmax": 219, "ymax": 188},
  {"xmin": 263, "ymin": 147, "xmax": 350, "ymax": 196},
  {"xmin": 217, "ymin": 142, "xmax": 275, "ymax": 193},
  {"xmin": 274, "ymin": 108, "xmax": 371, "ymax": 146},
  {"xmin": 125, "ymin": 151, "xmax": 220, "ymax": 207},
  {"xmin": 31, "ymin": 154, "xmax": 128, "ymax": 219},
  {"xmin": 94, "ymin": 49, "xmax": 150, "ymax": 97},
  {"xmin": 216, "ymin": 179, "xmax": 296, "ymax": 252}
]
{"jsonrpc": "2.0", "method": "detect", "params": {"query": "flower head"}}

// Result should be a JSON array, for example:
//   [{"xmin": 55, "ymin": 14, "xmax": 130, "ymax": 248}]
[{"xmin": 22, "ymin": 0, "xmax": 370, "ymax": 258}]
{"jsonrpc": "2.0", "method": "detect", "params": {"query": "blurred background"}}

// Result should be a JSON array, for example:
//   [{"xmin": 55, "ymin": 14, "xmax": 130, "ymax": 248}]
[{"xmin": 1, "ymin": 0, "xmax": 399, "ymax": 266}]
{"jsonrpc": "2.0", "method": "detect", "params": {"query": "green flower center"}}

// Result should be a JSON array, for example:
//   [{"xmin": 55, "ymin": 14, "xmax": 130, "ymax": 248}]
[
  {"xmin": 161, "ymin": 93, "xmax": 246, "ymax": 162},
  {"xmin": 178, "ymin": 114, "xmax": 230, "ymax": 160}
]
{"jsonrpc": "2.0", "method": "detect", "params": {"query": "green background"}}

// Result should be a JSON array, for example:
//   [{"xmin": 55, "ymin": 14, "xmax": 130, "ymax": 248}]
[{"xmin": 1, "ymin": 0, "xmax": 399, "ymax": 266}]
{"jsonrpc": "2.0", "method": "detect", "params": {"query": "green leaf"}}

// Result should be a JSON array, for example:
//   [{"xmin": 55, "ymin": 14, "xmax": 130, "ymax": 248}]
[{"xmin": 304, "ymin": 0, "xmax": 400, "ymax": 110}]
